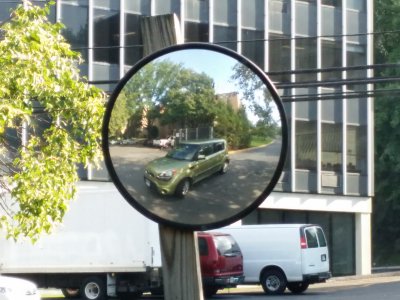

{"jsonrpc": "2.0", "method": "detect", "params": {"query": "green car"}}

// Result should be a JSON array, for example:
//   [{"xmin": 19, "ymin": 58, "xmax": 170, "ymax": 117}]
[{"xmin": 144, "ymin": 139, "xmax": 229, "ymax": 197}]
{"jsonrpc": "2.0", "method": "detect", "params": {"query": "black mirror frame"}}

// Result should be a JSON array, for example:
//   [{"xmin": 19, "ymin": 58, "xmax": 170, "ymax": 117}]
[{"xmin": 102, "ymin": 42, "xmax": 288, "ymax": 231}]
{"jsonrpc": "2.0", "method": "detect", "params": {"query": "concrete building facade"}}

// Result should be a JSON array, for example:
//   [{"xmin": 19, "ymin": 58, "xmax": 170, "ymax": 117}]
[{"xmin": 0, "ymin": 0, "xmax": 373, "ymax": 276}]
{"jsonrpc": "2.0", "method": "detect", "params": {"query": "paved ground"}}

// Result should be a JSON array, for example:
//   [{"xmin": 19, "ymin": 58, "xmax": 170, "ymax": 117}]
[
  {"xmin": 218, "ymin": 271, "xmax": 400, "ymax": 294},
  {"xmin": 40, "ymin": 271, "xmax": 400, "ymax": 298}
]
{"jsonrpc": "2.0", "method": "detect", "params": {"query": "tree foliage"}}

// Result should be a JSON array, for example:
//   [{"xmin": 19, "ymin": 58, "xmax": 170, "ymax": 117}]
[
  {"xmin": 111, "ymin": 59, "xmax": 256, "ymax": 149},
  {"xmin": 0, "ymin": 1, "xmax": 105, "ymax": 241},
  {"xmin": 112, "ymin": 60, "xmax": 218, "ymax": 138},
  {"xmin": 231, "ymin": 62, "xmax": 279, "ymax": 137},
  {"xmin": 373, "ymin": 0, "xmax": 400, "ymax": 265}
]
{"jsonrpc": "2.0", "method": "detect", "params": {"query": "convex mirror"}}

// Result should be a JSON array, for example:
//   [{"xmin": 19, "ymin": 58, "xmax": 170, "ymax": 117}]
[{"xmin": 103, "ymin": 43, "xmax": 288, "ymax": 230}]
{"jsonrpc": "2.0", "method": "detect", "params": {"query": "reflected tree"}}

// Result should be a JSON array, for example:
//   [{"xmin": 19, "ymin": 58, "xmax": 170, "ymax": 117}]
[
  {"xmin": 119, "ymin": 60, "xmax": 217, "ymax": 138},
  {"xmin": 231, "ymin": 63, "xmax": 279, "ymax": 140}
]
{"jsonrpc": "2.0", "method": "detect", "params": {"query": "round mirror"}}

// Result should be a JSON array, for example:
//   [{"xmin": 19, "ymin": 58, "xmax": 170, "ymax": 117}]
[{"xmin": 102, "ymin": 43, "xmax": 288, "ymax": 230}]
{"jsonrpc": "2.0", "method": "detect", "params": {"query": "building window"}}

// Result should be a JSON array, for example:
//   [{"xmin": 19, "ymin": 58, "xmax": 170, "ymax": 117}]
[
  {"xmin": 331, "ymin": 213, "xmax": 355, "ymax": 276},
  {"xmin": 321, "ymin": 3, "xmax": 342, "ymax": 37},
  {"xmin": 295, "ymin": 1, "xmax": 317, "ymax": 37},
  {"xmin": 321, "ymin": 123, "xmax": 342, "ymax": 172},
  {"xmin": 321, "ymin": 39, "xmax": 342, "ymax": 81},
  {"xmin": 94, "ymin": 5, "xmax": 120, "ymax": 65},
  {"xmin": 241, "ymin": 0, "xmax": 264, "ymax": 68},
  {"xmin": 295, "ymin": 37, "xmax": 317, "ymax": 82},
  {"xmin": 269, "ymin": 34, "xmax": 291, "ymax": 82},
  {"xmin": 213, "ymin": 0, "xmax": 237, "ymax": 51},
  {"xmin": 347, "ymin": 0, "xmax": 366, "ymax": 11},
  {"xmin": 296, "ymin": 120, "xmax": 317, "ymax": 171},
  {"xmin": 347, "ymin": 125, "xmax": 367, "ymax": 174},
  {"xmin": 154, "ymin": 0, "xmax": 180, "ymax": 15},
  {"xmin": 184, "ymin": 0, "xmax": 209, "ymax": 42},
  {"xmin": 322, "ymin": 0, "xmax": 342, "ymax": 6},
  {"xmin": 60, "ymin": 1, "xmax": 89, "ymax": 64},
  {"xmin": 124, "ymin": 0, "xmax": 150, "ymax": 67},
  {"xmin": 347, "ymin": 44, "xmax": 367, "ymax": 91}
]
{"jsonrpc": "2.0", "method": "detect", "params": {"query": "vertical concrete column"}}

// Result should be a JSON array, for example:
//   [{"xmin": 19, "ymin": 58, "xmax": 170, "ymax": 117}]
[{"xmin": 355, "ymin": 212, "xmax": 372, "ymax": 275}]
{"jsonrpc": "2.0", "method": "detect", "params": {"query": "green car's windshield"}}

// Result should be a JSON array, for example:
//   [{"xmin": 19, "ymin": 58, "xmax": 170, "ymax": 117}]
[{"xmin": 166, "ymin": 144, "xmax": 200, "ymax": 161}]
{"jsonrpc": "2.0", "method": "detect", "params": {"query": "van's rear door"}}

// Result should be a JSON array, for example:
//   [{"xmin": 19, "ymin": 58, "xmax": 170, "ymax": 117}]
[{"xmin": 300, "ymin": 226, "xmax": 330, "ymax": 276}]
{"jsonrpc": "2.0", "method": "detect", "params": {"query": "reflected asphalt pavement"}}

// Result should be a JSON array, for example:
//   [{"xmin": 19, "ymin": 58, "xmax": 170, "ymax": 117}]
[{"xmin": 108, "ymin": 141, "xmax": 282, "ymax": 225}]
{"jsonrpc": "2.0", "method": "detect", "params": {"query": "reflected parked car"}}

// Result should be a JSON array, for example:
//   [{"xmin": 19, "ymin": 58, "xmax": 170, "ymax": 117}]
[
  {"xmin": 0, "ymin": 276, "xmax": 40, "ymax": 300},
  {"xmin": 144, "ymin": 139, "xmax": 229, "ymax": 197}
]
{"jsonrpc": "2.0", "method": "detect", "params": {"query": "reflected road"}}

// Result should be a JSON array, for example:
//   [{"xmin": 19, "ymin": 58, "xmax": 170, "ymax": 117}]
[{"xmin": 109, "ymin": 140, "xmax": 282, "ymax": 225}]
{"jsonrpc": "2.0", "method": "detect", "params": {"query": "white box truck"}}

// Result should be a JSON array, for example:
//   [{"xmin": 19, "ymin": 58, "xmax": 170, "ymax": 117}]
[
  {"xmin": 0, "ymin": 181, "xmax": 162, "ymax": 300},
  {"xmin": 215, "ymin": 224, "xmax": 331, "ymax": 294}
]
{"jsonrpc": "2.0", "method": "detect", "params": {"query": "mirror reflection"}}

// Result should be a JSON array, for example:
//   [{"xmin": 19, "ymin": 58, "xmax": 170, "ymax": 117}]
[{"xmin": 107, "ymin": 48, "xmax": 284, "ymax": 226}]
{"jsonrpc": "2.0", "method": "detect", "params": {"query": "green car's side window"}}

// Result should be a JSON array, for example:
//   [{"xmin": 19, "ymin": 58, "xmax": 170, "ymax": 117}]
[
  {"xmin": 214, "ymin": 142, "xmax": 224, "ymax": 153},
  {"xmin": 199, "ymin": 144, "xmax": 213, "ymax": 157}
]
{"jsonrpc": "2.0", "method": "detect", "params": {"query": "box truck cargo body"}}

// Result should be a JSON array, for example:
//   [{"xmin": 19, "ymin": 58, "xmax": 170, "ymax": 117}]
[
  {"xmin": 0, "ymin": 182, "xmax": 162, "ymax": 300},
  {"xmin": 0, "ymin": 182, "xmax": 244, "ymax": 299},
  {"xmin": 216, "ymin": 224, "xmax": 331, "ymax": 294}
]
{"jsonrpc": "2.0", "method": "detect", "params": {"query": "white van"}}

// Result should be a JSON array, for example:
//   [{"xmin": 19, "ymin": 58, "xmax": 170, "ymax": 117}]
[{"xmin": 215, "ymin": 224, "xmax": 331, "ymax": 294}]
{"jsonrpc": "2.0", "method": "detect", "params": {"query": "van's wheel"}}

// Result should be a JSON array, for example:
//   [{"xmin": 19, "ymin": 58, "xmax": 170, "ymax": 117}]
[
  {"xmin": 287, "ymin": 282, "xmax": 309, "ymax": 294},
  {"xmin": 219, "ymin": 161, "xmax": 229, "ymax": 174},
  {"xmin": 81, "ymin": 276, "xmax": 106, "ymax": 300},
  {"xmin": 61, "ymin": 288, "xmax": 80, "ymax": 298},
  {"xmin": 175, "ymin": 179, "xmax": 190, "ymax": 197},
  {"xmin": 261, "ymin": 269, "xmax": 287, "ymax": 295}
]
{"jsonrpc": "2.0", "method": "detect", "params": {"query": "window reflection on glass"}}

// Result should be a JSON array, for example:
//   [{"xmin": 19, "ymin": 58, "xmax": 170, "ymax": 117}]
[
  {"xmin": 295, "ymin": 1, "xmax": 317, "ymax": 36},
  {"xmin": 213, "ymin": 0, "xmax": 237, "ymax": 51},
  {"xmin": 242, "ymin": 30, "xmax": 264, "ymax": 69},
  {"xmin": 296, "ymin": 120, "xmax": 317, "ymax": 171},
  {"xmin": 125, "ymin": 13, "xmax": 144, "ymax": 66},
  {"xmin": 331, "ymin": 212, "xmax": 355, "ymax": 276},
  {"xmin": 322, "ymin": 0, "xmax": 342, "ymax": 6},
  {"xmin": 94, "ymin": 6, "xmax": 120, "ymax": 64},
  {"xmin": 347, "ymin": 44, "xmax": 367, "ymax": 91},
  {"xmin": 322, "ymin": 39, "xmax": 342, "ymax": 81},
  {"xmin": 61, "ymin": 1, "xmax": 88, "ymax": 62},
  {"xmin": 0, "ymin": 2, "xmax": 17, "ymax": 21},
  {"xmin": 347, "ymin": 125, "xmax": 367, "ymax": 174},
  {"xmin": 269, "ymin": 34, "xmax": 291, "ymax": 82},
  {"xmin": 154, "ymin": 0, "xmax": 180, "ymax": 15},
  {"xmin": 295, "ymin": 37, "xmax": 317, "ymax": 82},
  {"xmin": 214, "ymin": 25, "xmax": 237, "ymax": 51},
  {"xmin": 185, "ymin": 21, "xmax": 209, "ymax": 42},
  {"xmin": 124, "ymin": 0, "xmax": 150, "ymax": 67},
  {"xmin": 184, "ymin": 0, "xmax": 209, "ymax": 42},
  {"xmin": 321, "ymin": 123, "xmax": 342, "ymax": 172}
]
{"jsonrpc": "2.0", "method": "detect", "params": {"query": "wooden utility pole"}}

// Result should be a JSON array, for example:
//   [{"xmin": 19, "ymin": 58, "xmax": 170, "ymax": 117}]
[{"xmin": 140, "ymin": 14, "xmax": 204, "ymax": 300}]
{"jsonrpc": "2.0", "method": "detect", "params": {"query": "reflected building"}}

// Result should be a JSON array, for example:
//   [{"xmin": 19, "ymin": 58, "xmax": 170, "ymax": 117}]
[{"xmin": 0, "ymin": 0, "xmax": 373, "ymax": 277}]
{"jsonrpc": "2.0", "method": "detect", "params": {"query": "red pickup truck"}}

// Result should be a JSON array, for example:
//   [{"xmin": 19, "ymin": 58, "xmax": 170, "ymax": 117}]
[{"xmin": 198, "ymin": 232, "xmax": 244, "ymax": 297}]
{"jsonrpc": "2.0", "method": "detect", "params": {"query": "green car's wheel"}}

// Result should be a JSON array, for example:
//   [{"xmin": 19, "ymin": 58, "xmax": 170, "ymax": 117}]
[{"xmin": 175, "ymin": 178, "xmax": 190, "ymax": 197}]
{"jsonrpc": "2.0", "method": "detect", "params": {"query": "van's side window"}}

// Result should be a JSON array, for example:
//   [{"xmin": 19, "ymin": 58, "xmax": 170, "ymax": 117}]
[
  {"xmin": 198, "ymin": 237, "xmax": 209, "ymax": 255},
  {"xmin": 305, "ymin": 228, "xmax": 319, "ymax": 248},
  {"xmin": 316, "ymin": 228, "xmax": 327, "ymax": 247}
]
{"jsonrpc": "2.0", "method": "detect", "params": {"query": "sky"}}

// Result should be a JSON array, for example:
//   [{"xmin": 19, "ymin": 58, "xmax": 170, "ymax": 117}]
[{"xmin": 155, "ymin": 49, "xmax": 238, "ymax": 94}]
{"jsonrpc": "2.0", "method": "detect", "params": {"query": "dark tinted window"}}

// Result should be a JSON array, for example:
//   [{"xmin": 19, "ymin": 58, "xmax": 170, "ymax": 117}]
[
  {"xmin": 317, "ymin": 227, "xmax": 327, "ymax": 247},
  {"xmin": 305, "ymin": 227, "xmax": 319, "ymax": 248},
  {"xmin": 213, "ymin": 235, "xmax": 241, "ymax": 256},
  {"xmin": 214, "ymin": 142, "xmax": 225, "ymax": 153},
  {"xmin": 199, "ymin": 144, "xmax": 213, "ymax": 156},
  {"xmin": 198, "ymin": 237, "xmax": 208, "ymax": 256}
]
